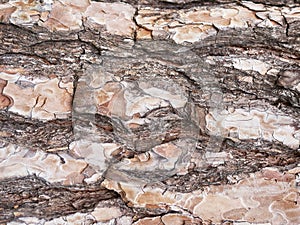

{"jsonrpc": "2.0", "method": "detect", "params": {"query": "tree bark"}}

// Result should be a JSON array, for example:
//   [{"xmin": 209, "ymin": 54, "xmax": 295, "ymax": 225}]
[{"xmin": 0, "ymin": 0, "xmax": 299, "ymax": 224}]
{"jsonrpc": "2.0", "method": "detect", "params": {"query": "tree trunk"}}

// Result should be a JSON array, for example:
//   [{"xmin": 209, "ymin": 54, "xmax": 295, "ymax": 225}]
[{"xmin": 0, "ymin": 0, "xmax": 299, "ymax": 224}]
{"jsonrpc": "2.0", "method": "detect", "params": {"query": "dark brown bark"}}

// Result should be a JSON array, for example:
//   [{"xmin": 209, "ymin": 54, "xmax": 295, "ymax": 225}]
[{"xmin": 0, "ymin": 175, "xmax": 119, "ymax": 223}]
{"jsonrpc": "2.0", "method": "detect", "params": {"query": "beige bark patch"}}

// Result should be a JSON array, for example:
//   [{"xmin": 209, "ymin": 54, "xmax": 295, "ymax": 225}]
[
  {"xmin": 161, "ymin": 214, "xmax": 202, "ymax": 224},
  {"xmin": 4, "ymin": 82, "xmax": 36, "ymax": 117},
  {"xmin": 136, "ymin": 27, "xmax": 152, "ymax": 39},
  {"xmin": 0, "ymin": 79, "xmax": 12, "ymax": 109},
  {"xmin": 9, "ymin": 0, "xmax": 52, "ymax": 25},
  {"xmin": 91, "ymin": 207, "xmax": 123, "ymax": 222},
  {"xmin": 206, "ymin": 108, "xmax": 300, "ymax": 149},
  {"xmin": 3, "ymin": 77, "xmax": 72, "ymax": 120},
  {"xmin": 170, "ymin": 24, "xmax": 217, "ymax": 44},
  {"xmin": 133, "ymin": 217, "xmax": 162, "ymax": 225},
  {"xmin": 0, "ymin": 144, "xmax": 87, "ymax": 184},
  {"xmin": 41, "ymin": 0, "xmax": 82, "ymax": 31},
  {"xmin": 193, "ymin": 195, "xmax": 244, "ymax": 221},
  {"xmin": 84, "ymin": 2, "xmax": 135, "ymax": 37},
  {"xmin": 0, "ymin": 5, "xmax": 16, "ymax": 23}
]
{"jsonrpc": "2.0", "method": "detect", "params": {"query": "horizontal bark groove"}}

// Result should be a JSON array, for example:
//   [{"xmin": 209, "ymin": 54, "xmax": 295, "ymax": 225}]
[
  {"xmin": 163, "ymin": 139, "xmax": 300, "ymax": 192},
  {"xmin": 0, "ymin": 175, "xmax": 119, "ymax": 223},
  {"xmin": 0, "ymin": 111, "xmax": 73, "ymax": 151},
  {"xmin": 93, "ymin": 0, "xmax": 300, "ymax": 8}
]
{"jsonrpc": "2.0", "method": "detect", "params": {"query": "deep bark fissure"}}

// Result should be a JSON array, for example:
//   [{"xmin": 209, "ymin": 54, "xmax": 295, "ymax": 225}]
[{"xmin": 0, "ymin": 175, "xmax": 120, "ymax": 223}]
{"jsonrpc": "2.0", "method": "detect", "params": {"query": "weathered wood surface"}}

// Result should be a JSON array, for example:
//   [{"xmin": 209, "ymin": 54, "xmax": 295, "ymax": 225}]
[{"xmin": 0, "ymin": 0, "xmax": 299, "ymax": 224}]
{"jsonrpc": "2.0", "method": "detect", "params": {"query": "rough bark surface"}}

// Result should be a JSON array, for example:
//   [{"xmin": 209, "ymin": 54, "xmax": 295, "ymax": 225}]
[
  {"xmin": 0, "ymin": 175, "xmax": 119, "ymax": 223},
  {"xmin": 0, "ymin": 0, "xmax": 299, "ymax": 224}
]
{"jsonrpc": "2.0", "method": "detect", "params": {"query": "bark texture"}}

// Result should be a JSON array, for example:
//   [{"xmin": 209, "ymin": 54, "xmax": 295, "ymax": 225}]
[
  {"xmin": 0, "ymin": 175, "xmax": 119, "ymax": 223},
  {"xmin": 0, "ymin": 0, "xmax": 299, "ymax": 224}
]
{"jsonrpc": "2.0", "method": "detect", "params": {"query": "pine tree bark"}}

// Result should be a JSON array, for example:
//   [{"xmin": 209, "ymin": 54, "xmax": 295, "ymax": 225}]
[{"xmin": 0, "ymin": 0, "xmax": 299, "ymax": 224}]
